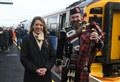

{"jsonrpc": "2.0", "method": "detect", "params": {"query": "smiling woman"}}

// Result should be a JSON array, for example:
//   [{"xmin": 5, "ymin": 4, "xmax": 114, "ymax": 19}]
[{"xmin": 20, "ymin": 16, "xmax": 56, "ymax": 82}]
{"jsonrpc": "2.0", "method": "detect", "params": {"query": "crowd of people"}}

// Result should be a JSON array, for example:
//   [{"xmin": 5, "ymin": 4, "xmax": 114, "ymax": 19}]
[
  {"xmin": 0, "ymin": 27, "xmax": 14, "ymax": 51},
  {"xmin": 15, "ymin": 25, "xmax": 28, "ymax": 47},
  {"xmin": 0, "ymin": 25, "xmax": 28, "ymax": 51}
]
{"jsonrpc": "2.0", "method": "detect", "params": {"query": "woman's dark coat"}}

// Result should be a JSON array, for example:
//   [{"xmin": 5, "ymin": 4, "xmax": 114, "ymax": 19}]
[{"xmin": 20, "ymin": 33, "xmax": 56, "ymax": 82}]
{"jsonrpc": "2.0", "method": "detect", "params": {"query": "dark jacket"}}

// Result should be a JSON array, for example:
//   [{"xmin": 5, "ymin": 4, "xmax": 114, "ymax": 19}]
[
  {"xmin": 15, "ymin": 28, "xmax": 21, "ymax": 38},
  {"xmin": 56, "ymin": 27, "xmax": 73, "ymax": 59},
  {"xmin": 0, "ymin": 27, "xmax": 4, "ymax": 46},
  {"xmin": 20, "ymin": 33, "xmax": 56, "ymax": 82}
]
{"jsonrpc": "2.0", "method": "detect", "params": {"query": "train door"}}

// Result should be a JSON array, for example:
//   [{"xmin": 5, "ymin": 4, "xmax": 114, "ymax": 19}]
[
  {"xmin": 51, "ymin": 12, "xmax": 67, "ymax": 82},
  {"xmin": 103, "ymin": 2, "xmax": 120, "ymax": 63},
  {"xmin": 103, "ymin": 2, "xmax": 120, "ymax": 77},
  {"xmin": 111, "ymin": 11, "xmax": 120, "ymax": 60},
  {"xmin": 59, "ymin": 10, "xmax": 70, "ymax": 30},
  {"xmin": 59, "ymin": 13, "xmax": 67, "ymax": 29},
  {"xmin": 47, "ymin": 15, "xmax": 59, "ymax": 50}
]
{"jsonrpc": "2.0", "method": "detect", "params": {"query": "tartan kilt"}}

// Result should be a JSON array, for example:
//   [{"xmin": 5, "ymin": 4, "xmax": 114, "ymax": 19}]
[{"xmin": 79, "ymin": 70, "xmax": 89, "ymax": 82}]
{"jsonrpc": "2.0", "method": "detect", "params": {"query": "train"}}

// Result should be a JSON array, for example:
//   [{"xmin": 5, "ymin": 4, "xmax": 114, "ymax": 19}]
[{"xmin": 20, "ymin": 0, "xmax": 120, "ymax": 81}]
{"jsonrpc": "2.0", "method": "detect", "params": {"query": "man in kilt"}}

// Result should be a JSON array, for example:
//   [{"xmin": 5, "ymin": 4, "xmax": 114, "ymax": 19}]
[{"xmin": 55, "ymin": 7, "xmax": 104, "ymax": 82}]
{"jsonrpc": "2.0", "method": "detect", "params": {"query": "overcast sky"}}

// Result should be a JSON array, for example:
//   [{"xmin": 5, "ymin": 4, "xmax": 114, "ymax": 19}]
[{"xmin": 0, "ymin": 0, "xmax": 78, "ymax": 27}]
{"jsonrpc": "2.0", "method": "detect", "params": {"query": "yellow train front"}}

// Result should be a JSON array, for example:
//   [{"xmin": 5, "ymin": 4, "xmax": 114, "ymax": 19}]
[{"xmin": 83, "ymin": 0, "xmax": 120, "ymax": 81}]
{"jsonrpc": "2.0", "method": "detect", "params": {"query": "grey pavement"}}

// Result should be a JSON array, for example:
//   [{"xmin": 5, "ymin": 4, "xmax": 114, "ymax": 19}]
[{"xmin": 0, "ymin": 44, "xmax": 24, "ymax": 82}]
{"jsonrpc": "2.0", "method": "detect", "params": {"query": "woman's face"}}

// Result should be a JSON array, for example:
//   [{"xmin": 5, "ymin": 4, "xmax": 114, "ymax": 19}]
[{"xmin": 33, "ymin": 19, "xmax": 43, "ymax": 35}]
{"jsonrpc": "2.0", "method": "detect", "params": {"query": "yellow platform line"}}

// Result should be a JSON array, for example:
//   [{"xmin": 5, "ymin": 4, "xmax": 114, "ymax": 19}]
[
  {"xmin": 13, "ymin": 41, "xmax": 21, "ymax": 49},
  {"xmin": 52, "ymin": 80, "xmax": 54, "ymax": 82}
]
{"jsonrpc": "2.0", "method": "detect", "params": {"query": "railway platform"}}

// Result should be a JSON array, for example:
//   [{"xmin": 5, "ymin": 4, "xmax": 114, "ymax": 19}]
[{"xmin": 0, "ymin": 43, "xmax": 102, "ymax": 82}]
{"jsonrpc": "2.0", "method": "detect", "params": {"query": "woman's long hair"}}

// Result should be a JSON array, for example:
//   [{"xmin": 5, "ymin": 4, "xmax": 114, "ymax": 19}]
[{"xmin": 29, "ymin": 16, "xmax": 47, "ymax": 35}]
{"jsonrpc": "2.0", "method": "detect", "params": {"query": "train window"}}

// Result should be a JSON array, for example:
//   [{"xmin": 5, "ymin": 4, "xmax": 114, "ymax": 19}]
[
  {"xmin": 89, "ymin": 16, "xmax": 102, "ymax": 28},
  {"xmin": 49, "ymin": 23, "xmax": 58, "ymax": 36},
  {"xmin": 90, "ymin": 7, "xmax": 102, "ymax": 14},
  {"xmin": 48, "ymin": 15, "xmax": 58, "ymax": 24}
]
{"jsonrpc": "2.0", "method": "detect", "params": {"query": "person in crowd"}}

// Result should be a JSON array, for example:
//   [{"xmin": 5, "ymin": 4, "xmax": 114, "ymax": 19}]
[
  {"xmin": 20, "ymin": 26, "xmax": 28, "ymax": 39},
  {"xmin": 8, "ymin": 27, "xmax": 13, "ymax": 46},
  {"xmin": 15, "ymin": 25, "xmax": 22, "ymax": 46},
  {"xmin": 0, "ymin": 27, "xmax": 4, "ymax": 50},
  {"xmin": 20, "ymin": 16, "xmax": 56, "ymax": 82},
  {"xmin": 12, "ymin": 28, "xmax": 16, "ymax": 41},
  {"xmin": 3, "ymin": 27, "xmax": 9, "ymax": 50},
  {"xmin": 54, "ymin": 7, "xmax": 104, "ymax": 82}
]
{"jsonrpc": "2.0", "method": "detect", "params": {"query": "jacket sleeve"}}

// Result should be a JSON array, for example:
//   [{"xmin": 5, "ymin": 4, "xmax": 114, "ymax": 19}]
[
  {"xmin": 95, "ymin": 38, "xmax": 104, "ymax": 49},
  {"xmin": 20, "ymin": 36, "xmax": 38, "ymax": 73}
]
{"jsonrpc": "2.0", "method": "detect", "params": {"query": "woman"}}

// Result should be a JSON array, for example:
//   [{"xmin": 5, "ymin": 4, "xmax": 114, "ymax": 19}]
[{"xmin": 20, "ymin": 16, "xmax": 56, "ymax": 82}]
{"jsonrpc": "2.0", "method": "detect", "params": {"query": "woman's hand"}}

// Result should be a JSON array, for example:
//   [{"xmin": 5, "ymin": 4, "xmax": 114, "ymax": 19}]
[{"xmin": 36, "ymin": 68, "xmax": 47, "ymax": 76}]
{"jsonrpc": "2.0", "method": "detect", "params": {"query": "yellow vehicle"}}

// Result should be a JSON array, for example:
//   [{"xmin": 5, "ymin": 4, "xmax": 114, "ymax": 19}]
[
  {"xmin": 83, "ymin": 0, "xmax": 120, "ymax": 79},
  {"xmin": 43, "ymin": 0, "xmax": 120, "ymax": 81}
]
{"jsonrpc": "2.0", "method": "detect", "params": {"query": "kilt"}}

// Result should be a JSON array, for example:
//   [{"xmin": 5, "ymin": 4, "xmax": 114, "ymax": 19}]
[{"xmin": 79, "ymin": 70, "xmax": 89, "ymax": 82}]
